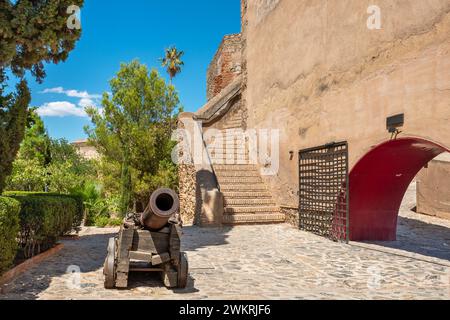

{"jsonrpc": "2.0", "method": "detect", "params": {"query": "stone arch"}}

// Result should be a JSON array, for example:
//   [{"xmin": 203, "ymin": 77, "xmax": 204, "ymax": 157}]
[{"xmin": 349, "ymin": 137, "xmax": 449, "ymax": 241}]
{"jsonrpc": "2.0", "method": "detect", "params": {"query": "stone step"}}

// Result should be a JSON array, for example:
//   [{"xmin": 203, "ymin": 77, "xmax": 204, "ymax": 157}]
[
  {"xmin": 222, "ymin": 135, "xmax": 246, "ymax": 138},
  {"xmin": 224, "ymin": 206, "xmax": 279, "ymax": 214},
  {"xmin": 211, "ymin": 157, "xmax": 251, "ymax": 163},
  {"xmin": 219, "ymin": 177, "xmax": 262, "ymax": 184},
  {"xmin": 214, "ymin": 165, "xmax": 258, "ymax": 171},
  {"xmin": 222, "ymin": 213, "xmax": 286, "ymax": 225},
  {"xmin": 223, "ymin": 125, "xmax": 243, "ymax": 130},
  {"xmin": 221, "ymin": 139, "xmax": 247, "ymax": 144},
  {"xmin": 225, "ymin": 117, "xmax": 242, "ymax": 122},
  {"xmin": 222, "ymin": 191, "xmax": 273, "ymax": 199},
  {"xmin": 211, "ymin": 160, "xmax": 253, "ymax": 166},
  {"xmin": 210, "ymin": 152, "xmax": 250, "ymax": 158},
  {"xmin": 224, "ymin": 198, "xmax": 276, "ymax": 206},
  {"xmin": 208, "ymin": 148, "xmax": 249, "ymax": 154},
  {"xmin": 216, "ymin": 170, "xmax": 260, "ymax": 177},
  {"xmin": 226, "ymin": 115, "xmax": 243, "ymax": 120},
  {"xmin": 220, "ymin": 184, "xmax": 268, "ymax": 191}
]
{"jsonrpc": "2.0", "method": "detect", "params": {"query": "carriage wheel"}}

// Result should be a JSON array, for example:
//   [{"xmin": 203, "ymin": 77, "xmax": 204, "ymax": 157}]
[
  {"xmin": 177, "ymin": 252, "xmax": 189, "ymax": 288},
  {"xmin": 103, "ymin": 237, "xmax": 116, "ymax": 289}
]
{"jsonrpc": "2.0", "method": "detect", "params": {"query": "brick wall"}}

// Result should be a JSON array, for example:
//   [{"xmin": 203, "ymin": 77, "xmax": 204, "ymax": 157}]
[{"xmin": 207, "ymin": 33, "xmax": 242, "ymax": 101}]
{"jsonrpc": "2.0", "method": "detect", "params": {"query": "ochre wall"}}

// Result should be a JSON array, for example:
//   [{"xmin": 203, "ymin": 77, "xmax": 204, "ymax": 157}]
[
  {"xmin": 417, "ymin": 155, "xmax": 450, "ymax": 220},
  {"xmin": 244, "ymin": 0, "xmax": 450, "ymax": 206}
]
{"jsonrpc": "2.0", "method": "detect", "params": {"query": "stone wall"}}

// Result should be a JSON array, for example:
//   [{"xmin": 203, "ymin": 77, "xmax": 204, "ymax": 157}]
[
  {"xmin": 281, "ymin": 206, "xmax": 299, "ymax": 228},
  {"xmin": 244, "ymin": 0, "xmax": 450, "ymax": 207},
  {"xmin": 178, "ymin": 164, "xmax": 197, "ymax": 225},
  {"xmin": 203, "ymin": 95, "xmax": 243, "ymax": 131},
  {"xmin": 417, "ymin": 154, "xmax": 450, "ymax": 220},
  {"xmin": 207, "ymin": 34, "xmax": 242, "ymax": 101},
  {"xmin": 177, "ymin": 114, "xmax": 224, "ymax": 227}
]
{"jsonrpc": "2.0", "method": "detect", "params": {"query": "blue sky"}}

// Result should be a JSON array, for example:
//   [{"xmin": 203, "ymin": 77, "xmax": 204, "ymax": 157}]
[{"xmin": 25, "ymin": 0, "xmax": 241, "ymax": 142}]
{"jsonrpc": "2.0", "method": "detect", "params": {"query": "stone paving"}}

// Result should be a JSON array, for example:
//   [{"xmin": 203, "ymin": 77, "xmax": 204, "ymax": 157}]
[{"xmin": 0, "ymin": 186, "xmax": 449, "ymax": 300}]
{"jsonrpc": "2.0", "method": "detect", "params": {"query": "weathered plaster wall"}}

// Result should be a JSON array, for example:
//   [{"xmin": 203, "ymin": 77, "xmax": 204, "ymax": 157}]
[
  {"xmin": 417, "ymin": 154, "xmax": 450, "ymax": 220},
  {"xmin": 244, "ymin": 0, "xmax": 450, "ymax": 206},
  {"xmin": 207, "ymin": 34, "xmax": 242, "ymax": 101}
]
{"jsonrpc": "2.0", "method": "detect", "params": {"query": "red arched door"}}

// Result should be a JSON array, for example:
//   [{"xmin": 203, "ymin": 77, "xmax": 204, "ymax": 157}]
[{"xmin": 349, "ymin": 137, "xmax": 449, "ymax": 241}]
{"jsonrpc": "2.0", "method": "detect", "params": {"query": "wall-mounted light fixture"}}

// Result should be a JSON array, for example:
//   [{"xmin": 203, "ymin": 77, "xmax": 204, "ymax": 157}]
[
  {"xmin": 387, "ymin": 114, "xmax": 404, "ymax": 139},
  {"xmin": 289, "ymin": 151, "xmax": 294, "ymax": 160}
]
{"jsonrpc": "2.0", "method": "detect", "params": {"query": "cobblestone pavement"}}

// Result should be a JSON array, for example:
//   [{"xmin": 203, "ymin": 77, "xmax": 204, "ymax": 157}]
[{"xmin": 1, "ymin": 186, "xmax": 449, "ymax": 300}]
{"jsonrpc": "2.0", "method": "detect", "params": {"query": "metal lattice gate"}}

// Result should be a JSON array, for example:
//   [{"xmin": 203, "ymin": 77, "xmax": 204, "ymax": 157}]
[{"xmin": 298, "ymin": 142, "xmax": 349, "ymax": 242}]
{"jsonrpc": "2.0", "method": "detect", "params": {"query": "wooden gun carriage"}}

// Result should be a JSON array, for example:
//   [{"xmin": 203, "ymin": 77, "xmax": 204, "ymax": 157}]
[{"xmin": 103, "ymin": 188, "xmax": 188, "ymax": 289}]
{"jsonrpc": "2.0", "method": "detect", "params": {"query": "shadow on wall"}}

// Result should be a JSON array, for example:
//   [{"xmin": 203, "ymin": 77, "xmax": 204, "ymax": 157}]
[{"xmin": 194, "ymin": 169, "xmax": 223, "ymax": 226}]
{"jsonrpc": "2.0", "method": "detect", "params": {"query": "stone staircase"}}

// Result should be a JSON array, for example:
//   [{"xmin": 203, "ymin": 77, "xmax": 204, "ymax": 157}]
[{"xmin": 207, "ymin": 111, "xmax": 285, "ymax": 225}]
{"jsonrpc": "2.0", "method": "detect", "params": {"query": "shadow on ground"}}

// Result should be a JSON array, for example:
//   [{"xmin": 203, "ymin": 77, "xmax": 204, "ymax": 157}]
[
  {"xmin": 182, "ymin": 225, "xmax": 232, "ymax": 252},
  {"xmin": 0, "ymin": 232, "xmax": 116, "ymax": 300},
  {"xmin": 367, "ymin": 216, "xmax": 450, "ymax": 261},
  {"xmin": 1, "ymin": 224, "xmax": 234, "ymax": 300}
]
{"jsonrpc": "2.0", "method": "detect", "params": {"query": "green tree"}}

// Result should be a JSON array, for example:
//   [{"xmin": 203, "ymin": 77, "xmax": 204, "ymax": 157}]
[
  {"xmin": 6, "ymin": 111, "xmax": 95, "ymax": 193},
  {"xmin": 0, "ymin": 0, "xmax": 84, "ymax": 193},
  {"xmin": 0, "ymin": 80, "xmax": 30, "ymax": 192},
  {"xmin": 6, "ymin": 158, "xmax": 47, "ymax": 192},
  {"xmin": 20, "ymin": 108, "xmax": 51, "ymax": 165},
  {"xmin": 160, "ymin": 46, "xmax": 184, "ymax": 83},
  {"xmin": 85, "ymin": 60, "xmax": 181, "ymax": 215}
]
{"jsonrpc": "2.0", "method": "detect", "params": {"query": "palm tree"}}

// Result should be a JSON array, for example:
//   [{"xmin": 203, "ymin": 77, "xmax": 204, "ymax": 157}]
[{"xmin": 160, "ymin": 46, "xmax": 184, "ymax": 84}]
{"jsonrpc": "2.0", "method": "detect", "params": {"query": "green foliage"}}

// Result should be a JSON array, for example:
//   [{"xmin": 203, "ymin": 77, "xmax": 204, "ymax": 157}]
[
  {"xmin": 5, "ymin": 192, "xmax": 81, "ymax": 258},
  {"xmin": 6, "ymin": 158, "xmax": 47, "ymax": 192},
  {"xmin": 20, "ymin": 108, "xmax": 51, "ymax": 165},
  {"xmin": 5, "ymin": 111, "xmax": 97, "ymax": 194},
  {"xmin": 0, "ymin": 0, "xmax": 84, "ymax": 82},
  {"xmin": 94, "ymin": 216, "xmax": 122, "ymax": 228},
  {"xmin": 0, "ymin": 80, "xmax": 30, "ymax": 193},
  {"xmin": 0, "ymin": 0, "xmax": 84, "ymax": 193},
  {"xmin": 70, "ymin": 181, "xmax": 122, "ymax": 227},
  {"xmin": 106, "ymin": 218, "xmax": 123, "ymax": 227},
  {"xmin": 0, "ymin": 197, "xmax": 20, "ymax": 275},
  {"xmin": 94, "ymin": 216, "xmax": 109, "ymax": 228},
  {"xmin": 85, "ymin": 60, "xmax": 181, "ymax": 215}
]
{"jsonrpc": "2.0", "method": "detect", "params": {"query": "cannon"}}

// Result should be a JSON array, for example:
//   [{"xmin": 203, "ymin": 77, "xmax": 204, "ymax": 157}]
[{"xmin": 103, "ymin": 188, "xmax": 189, "ymax": 289}]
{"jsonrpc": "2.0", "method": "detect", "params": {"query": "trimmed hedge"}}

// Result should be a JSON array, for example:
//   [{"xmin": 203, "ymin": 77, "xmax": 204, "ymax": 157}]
[
  {"xmin": 4, "ymin": 192, "xmax": 84, "ymax": 232},
  {"xmin": 4, "ymin": 192, "xmax": 84, "ymax": 258},
  {"xmin": 0, "ymin": 197, "xmax": 20, "ymax": 274}
]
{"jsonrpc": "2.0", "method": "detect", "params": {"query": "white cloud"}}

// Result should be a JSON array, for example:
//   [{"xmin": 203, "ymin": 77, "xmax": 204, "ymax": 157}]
[
  {"xmin": 41, "ymin": 87, "xmax": 102, "ymax": 108},
  {"xmin": 42, "ymin": 87, "xmax": 65, "ymax": 94},
  {"xmin": 78, "ymin": 98, "xmax": 96, "ymax": 108},
  {"xmin": 37, "ymin": 101, "xmax": 88, "ymax": 118}
]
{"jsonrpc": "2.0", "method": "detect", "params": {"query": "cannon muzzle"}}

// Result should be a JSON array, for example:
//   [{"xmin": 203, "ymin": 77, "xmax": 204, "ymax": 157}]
[{"xmin": 140, "ymin": 188, "xmax": 179, "ymax": 230}]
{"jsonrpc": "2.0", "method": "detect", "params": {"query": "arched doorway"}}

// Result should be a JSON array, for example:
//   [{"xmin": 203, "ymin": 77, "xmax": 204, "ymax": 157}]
[{"xmin": 349, "ymin": 137, "xmax": 449, "ymax": 241}]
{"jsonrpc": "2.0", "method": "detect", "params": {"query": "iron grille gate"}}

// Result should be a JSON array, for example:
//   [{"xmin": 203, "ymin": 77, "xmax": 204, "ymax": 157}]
[{"xmin": 298, "ymin": 142, "xmax": 349, "ymax": 242}]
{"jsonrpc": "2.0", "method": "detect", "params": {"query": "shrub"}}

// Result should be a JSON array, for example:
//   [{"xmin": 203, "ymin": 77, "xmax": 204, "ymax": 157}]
[
  {"xmin": 4, "ymin": 192, "xmax": 84, "ymax": 233},
  {"xmin": 94, "ymin": 216, "xmax": 109, "ymax": 228},
  {"xmin": 4, "ymin": 192, "xmax": 82, "ymax": 258},
  {"xmin": 94, "ymin": 216, "xmax": 122, "ymax": 228},
  {"xmin": 107, "ymin": 218, "xmax": 123, "ymax": 227},
  {"xmin": 0, "ymin": 197, "xmax": 20, "ymax": 274}
]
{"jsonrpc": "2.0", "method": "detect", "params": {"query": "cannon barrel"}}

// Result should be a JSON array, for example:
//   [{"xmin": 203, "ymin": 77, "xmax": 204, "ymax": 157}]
[{"xmin": 140, "ymin": 188, "xmax": 179, "ymax": 230}]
